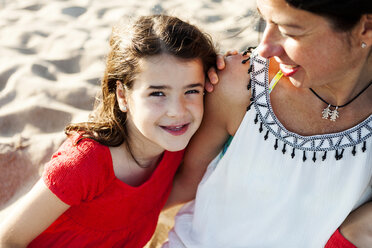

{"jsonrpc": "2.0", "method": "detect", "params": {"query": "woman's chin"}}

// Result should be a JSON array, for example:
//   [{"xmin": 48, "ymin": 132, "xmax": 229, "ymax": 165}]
[{"xmin": 288, "ymin": 77, "xmax": 307, "ymax": 88}]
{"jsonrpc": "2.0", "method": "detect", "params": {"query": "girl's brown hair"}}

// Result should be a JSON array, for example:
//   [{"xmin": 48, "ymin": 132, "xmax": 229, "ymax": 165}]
[{"xmin": 65, "ymin": 15, "xmax": 217, "ymax": 147}]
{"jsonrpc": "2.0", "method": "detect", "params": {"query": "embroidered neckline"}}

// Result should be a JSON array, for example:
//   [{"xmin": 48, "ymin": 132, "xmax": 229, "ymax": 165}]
[{"xmin": 249, "ymin": 52, "xmax": 372, "ymax": 153}]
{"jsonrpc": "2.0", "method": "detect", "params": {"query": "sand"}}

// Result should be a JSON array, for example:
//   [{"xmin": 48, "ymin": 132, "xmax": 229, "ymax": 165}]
[{"xmin": 0, "ymin": 0, "xmax": 259, "ymax": 246}]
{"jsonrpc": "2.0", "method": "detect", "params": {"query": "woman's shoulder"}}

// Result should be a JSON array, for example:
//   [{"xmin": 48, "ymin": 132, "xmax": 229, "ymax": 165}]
[
  {"xmin": 209, "ymin": 54, "xmax": 252, "ymax": 135},
  {"xmin": 215, "ymin": 54, "xmax": 252, "ymax": 104}
]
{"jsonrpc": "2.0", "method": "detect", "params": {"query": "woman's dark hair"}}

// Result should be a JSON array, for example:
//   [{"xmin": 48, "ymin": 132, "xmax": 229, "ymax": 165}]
[
  {"xmin": 65, "ymin": 15, "xmax": 217, "ymax": 148},
  {"xmin": 285, "ymin": 0, "xmax": 372, "ymax": 32}
]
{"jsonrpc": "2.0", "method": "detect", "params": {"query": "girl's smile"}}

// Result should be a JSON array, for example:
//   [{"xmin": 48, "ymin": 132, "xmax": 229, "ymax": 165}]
[{"xmin": 160, "ymin": 123, "xmax": 190, "ymax": 136}]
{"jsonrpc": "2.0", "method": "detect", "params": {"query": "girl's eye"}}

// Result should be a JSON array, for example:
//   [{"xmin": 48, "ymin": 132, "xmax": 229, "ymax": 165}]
[
  {"xmin": 185, "ymin": 89, "xmax": 200, "ymax": 95},
  {"xmin": 149, "ymin": 91, "xmax": 165, "ymax": 97}
]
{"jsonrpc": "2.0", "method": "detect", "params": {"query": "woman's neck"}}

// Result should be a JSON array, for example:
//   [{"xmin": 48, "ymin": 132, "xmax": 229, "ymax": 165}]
[{"xmin": 312, "ymin": 57, "xmax": 372, "ymax": 107}]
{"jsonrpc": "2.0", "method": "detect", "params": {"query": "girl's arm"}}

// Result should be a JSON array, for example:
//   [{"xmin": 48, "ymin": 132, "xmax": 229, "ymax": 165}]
[
  {"xmin": 165, "ymin": 53, "xmax": 251, "ymax": 208},
  {"xmin": 0, "ymin": 179, "xmax": 70, "ymax": 247}
]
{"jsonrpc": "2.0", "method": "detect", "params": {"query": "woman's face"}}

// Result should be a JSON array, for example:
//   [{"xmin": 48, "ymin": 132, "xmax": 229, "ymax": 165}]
[{"xmin": 256, "ymin": 0, "xmax": 362, "ymax": 88}]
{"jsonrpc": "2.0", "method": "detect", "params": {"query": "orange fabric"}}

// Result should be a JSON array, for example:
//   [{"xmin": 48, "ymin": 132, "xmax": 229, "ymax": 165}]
[{"xmin": 268, "ymin": 57, "xmax": 291, "ymax": 85}]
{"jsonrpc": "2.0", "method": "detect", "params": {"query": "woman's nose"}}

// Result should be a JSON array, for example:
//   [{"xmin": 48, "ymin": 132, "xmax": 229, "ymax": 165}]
[{"xmin": 257, "ymin": 24, "xmax": 284, "ymax": 59}]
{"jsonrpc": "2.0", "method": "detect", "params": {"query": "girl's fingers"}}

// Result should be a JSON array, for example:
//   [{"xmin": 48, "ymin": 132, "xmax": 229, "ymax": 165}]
[
  {"xmin": 206, "ymin": 49, "xmax": 240, "ymax": 92},
  {"xmin": 204, "ymin": 79, "xmax": 214, "ymax": 93},
  {"xmin": 207, "ymin": 67, "xmax": 219, "ymax": 86},
  {"xmin": 216, "ymin": 50, "xmax": 238, "ymax": 70},
  {"xmin": 224, "ymin": 50, "xmax": 238, "ymax": 56},
  {"xmin": 216, "ymin": 54, "xmax": 225, "ymax": 70}
]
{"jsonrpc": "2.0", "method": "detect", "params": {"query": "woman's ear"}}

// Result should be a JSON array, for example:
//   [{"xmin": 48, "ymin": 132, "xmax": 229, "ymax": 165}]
[
  {"xmin": 359, "ymin": 14, "xmax": 372, "ymax": 47},
  {"xmin": 116, "ymin": 81, "xmax": 128, "ymax": 112}
]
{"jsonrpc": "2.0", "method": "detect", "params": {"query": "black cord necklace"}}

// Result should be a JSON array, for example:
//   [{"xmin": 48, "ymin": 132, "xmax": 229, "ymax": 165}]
[{"xmin": 309, "ymin": 80, "xmax": 372, "ymax": 122}]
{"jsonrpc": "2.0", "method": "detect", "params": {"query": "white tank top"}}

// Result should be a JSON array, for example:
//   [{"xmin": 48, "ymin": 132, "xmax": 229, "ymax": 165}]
[{"xmin": 164, "ymin": 52, "xmax": 372, "ymax": 248}]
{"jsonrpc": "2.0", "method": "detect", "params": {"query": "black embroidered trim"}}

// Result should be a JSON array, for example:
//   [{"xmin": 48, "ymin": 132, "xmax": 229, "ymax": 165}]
[
  {"xmin": 282, "ymin": 143, "xmax": 287, "ymax": 154},
  {"xmin": 243, "ymin": 46, "xmax": 256, "ymax": 56},
  {"xmin": 352, "ymin": 146, "xmax": 356, "ymax": 156},
  {"xmin": 291, "ymin": 148, "xmax": 295, "ymax": 158},
  {"xmin": 312, "ymin": 152, "xmax": 316, "ymax": 162},
  {"xmin": 244, "ymin": 47, "xmax": 256, "ymax": 112},
  {"xmin": 362, "ymin": 141, "xmax": 367, "ymax": 152},
  {"xmin": 248, "ymin": 50, "xmax": 372, "ymax": 162}
]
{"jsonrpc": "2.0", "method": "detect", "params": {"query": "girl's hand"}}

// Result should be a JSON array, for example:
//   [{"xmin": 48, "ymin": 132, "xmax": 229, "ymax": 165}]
[{"xmin": 205, "ymin": 50, "xmax": 239, "ymax": 92}]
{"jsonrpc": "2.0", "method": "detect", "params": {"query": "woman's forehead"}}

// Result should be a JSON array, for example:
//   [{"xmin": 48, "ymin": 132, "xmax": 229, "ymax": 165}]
[{"xmin": 256, "ymin": 0, "xmax": 325, "ymax": 28}]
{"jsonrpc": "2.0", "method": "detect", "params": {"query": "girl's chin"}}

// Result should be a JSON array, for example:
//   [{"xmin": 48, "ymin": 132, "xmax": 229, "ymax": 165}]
[
  {"xmin": 159, "ymin": 139, "xmax": 189, "ymax": 152},
  {"xmin": 164, "ymin": 144, "xmax": 187, "ymax": 152}
]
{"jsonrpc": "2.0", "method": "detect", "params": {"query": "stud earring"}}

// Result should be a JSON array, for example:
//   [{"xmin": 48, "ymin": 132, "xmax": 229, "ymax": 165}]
[
  {"xmin": 121, "ymin": 105, "xmax": 127, "ymax": 112},
  {"xmin": 361, "ymin": 42, "xmax": 367, "ymax": 48}
]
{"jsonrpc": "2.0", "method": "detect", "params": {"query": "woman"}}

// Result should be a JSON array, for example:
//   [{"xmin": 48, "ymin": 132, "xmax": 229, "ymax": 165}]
[{"xmin": 164, "ymin": 0, "xmax": 372, "ymax": 247}]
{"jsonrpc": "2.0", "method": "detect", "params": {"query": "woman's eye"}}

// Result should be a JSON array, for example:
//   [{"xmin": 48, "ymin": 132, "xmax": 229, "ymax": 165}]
[
  {"xmin": 149, "ymin": 91, "xmax": 165, "ymax": 97},
  {"xmin": 185, "ymin": 89, "xmax": 200, "ymax": 95},
  {"xmin": 278, "ymin": 28, "xmax": 299, "ymax": 38},
  {"xmin": 278, "ymin": 29, "xmax": 293, "ymax": 38},
  {"xmin": 281, "ymin": 32, "xmax": 296, "ymax": 38}
]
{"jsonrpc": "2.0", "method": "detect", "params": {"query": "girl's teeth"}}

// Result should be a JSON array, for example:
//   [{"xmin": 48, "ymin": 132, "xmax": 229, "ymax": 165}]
[{"xmin": 168, "ymin": 125, "xmax": 184, "ymax": 130}]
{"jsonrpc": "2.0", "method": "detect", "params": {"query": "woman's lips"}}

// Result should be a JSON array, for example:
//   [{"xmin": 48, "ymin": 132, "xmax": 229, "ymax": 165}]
[
  {"xmin": 160, "ymin": 124, "xmax": 189, "ymax": 136},
  {"xmin": 279, "ymin": 63, "xmax": 300, "ymax": 77}
]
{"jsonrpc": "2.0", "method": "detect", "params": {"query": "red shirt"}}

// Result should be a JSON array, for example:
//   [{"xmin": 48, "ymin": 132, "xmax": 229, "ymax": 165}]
[{"xmin": 28, "ymin": 135, "xmax": 184, "ymax": 248}]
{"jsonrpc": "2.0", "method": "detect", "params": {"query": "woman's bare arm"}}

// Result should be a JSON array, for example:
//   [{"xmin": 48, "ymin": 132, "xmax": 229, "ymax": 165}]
[
  {"xmin": 165, "ymin": 54, "xmax": 251, "ymax": 208},
  {"xmin": 340, "ymin": 201, "xmax": 372, "ymax": 248}
]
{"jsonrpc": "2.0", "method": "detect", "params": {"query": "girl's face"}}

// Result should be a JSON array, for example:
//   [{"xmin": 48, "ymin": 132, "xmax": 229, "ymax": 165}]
[
  {"xmin": 256, "ymin": 0, "xmax": 362, "ymax": 88},
  {"xmin": 120, "ymin": 54, "xmax": 205, "ymax": 153}
]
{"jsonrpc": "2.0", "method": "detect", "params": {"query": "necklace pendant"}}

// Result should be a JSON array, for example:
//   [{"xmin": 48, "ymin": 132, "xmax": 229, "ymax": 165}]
[
  {"xmin": 330, "ymin": 107, "xmax": 339, "ymax": 122},
  {"xmin": 322, "ymin": 104, "xmax": 332, "ymax": 119}
]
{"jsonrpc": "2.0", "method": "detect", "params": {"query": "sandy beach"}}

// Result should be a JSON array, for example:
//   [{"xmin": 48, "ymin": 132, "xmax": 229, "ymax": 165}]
[{"xmin": 0, "ymin": 0, "xmax": 260, "ymax": 246}]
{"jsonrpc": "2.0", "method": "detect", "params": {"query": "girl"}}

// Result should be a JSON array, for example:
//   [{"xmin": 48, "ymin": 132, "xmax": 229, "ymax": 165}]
[{"xmin": 0, "ymin": 15, "xmax": 216, "ymax": 247}]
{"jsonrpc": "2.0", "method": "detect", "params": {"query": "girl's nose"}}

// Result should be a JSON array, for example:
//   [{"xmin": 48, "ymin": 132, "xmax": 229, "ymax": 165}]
[
  {"xmin": 166, "ymin": 96, "xmax": 187, "ymax": 118},
  {"xmin": 257, "ymin": 24, "xmax": 284, "ymax": 59}
]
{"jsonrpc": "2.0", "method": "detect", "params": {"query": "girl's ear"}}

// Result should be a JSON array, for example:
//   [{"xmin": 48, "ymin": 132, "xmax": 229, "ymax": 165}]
[{"xmin": 116, "ymin": 80, "xmax": 128, "ymax": 112}]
